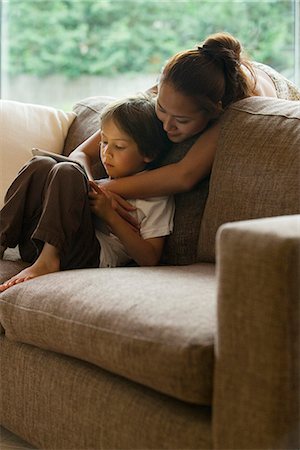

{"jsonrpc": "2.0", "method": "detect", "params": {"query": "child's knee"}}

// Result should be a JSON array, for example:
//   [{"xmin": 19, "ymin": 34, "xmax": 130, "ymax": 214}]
[
  {"xmin": 27, "ymin": 156, "xmax": 56, "ymax": 173},
  {"xmin": 51, "ymin": 162, "xmax": 87, "ymax": 186}
]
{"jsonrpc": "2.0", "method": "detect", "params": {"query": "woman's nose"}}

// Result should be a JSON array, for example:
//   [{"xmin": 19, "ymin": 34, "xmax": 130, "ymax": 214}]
[{"xmin": 163, "ymin": 116, "xmax": 176, "ymax": 132}]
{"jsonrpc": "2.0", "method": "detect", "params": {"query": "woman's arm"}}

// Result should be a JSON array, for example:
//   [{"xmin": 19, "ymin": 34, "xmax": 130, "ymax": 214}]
[
  {"xmin": 69, "ymin": 130, "xmax": 101, "ymax": 180},
  {"xmin": 100, "ymin": 121, "xmax": 221, "ymax": 198}
]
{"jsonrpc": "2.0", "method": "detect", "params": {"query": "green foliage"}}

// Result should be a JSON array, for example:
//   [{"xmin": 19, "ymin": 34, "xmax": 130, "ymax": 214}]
[{"xmin": 6, "ymin": 0, "xmax": 294, "ymax": 78}]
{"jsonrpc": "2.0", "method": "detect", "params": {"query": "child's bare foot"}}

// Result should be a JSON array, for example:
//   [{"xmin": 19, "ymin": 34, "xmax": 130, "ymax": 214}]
[{"xmin": 0, "ymin": 243, "xmax": 60, "ymax": 292}]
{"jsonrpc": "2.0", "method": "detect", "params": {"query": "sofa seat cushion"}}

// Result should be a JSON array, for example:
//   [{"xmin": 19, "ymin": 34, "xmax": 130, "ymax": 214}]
[{"xmin": 0, "ymin": 264, "xmax": 216, "ymax": 405}]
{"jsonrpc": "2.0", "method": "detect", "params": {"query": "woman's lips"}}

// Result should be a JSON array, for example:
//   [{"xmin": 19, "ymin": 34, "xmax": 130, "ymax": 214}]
[{"xmin": 167, "ymin": 132, "xmax": 181, "ymax": 139}]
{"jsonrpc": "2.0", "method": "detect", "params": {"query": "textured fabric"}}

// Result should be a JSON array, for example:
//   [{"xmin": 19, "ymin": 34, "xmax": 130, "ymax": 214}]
[
  {"xmin": 0, "ymin": 264, "xmax": 216, "ymax": 405},
  {"xmin": 0, "ymin": 336, "xmax": 212, "ymax": 450},
  {"xmin": 64, "ymin": 96, "xmax": 210, "ymax": 265},
  {"xmin": 159, "ymin": 136, "xmax": 210, "ymax": 265},
  {"xmin": 253, "ymin": 61, "xmax": 300, "ymax": 100},
  {"xmin": 0, "ymin": 259, "xmax": 27, "ymax": 285},
  {"xmin": 0, "ymin": 251, "xmax": 26, "ymax": 334},
  {"xmin": 198, "ymin": 96, "xmax": 300, "ymax": 262},
  {"xmin": 213, "ymin": 215, "xmax": 300, "ymax": 450},
  {"xmin": 0, "ymin": 100, "xmax": 76, "ymax": 208}
]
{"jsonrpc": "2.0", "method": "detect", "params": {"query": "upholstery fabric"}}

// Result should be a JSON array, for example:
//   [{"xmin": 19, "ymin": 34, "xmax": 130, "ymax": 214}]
[
  {"xmin": 214, "ymin": 215, "xmax": 300, "ymax": 449},
  {"xmin": 159, "ymin": 137, "xmax": 210, "ymax": 265},
  {"xmin": 0, "ymin": 336, "xmax": 212, "ymax": 450},
  {"xmin": 0, "ymin": 264, "xmax": 216, "ymax": 405},
  {"xmin": 0, "ymin": 100, "xmax": 76, "ymax": 208},
  {"xmin": 198, "ymin": 96, "xmax": 300, "ymax": 262}
]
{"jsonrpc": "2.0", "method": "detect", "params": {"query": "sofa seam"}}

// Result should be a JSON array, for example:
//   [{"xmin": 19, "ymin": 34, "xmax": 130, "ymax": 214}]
[
  {"xmin": 73, "ymin": 103, "xmax": 104, "ymax": 114},
  {"xmin": 229, "ymin": 107, "xmax": 300, "ymax": 120},
  {"xmin": 0, "ymin": 299, "xmax": 211, "ymax": 346}
]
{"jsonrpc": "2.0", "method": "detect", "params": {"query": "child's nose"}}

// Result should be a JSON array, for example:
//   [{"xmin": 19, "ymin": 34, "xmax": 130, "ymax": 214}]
[{"xmin": 103, "ymin": 144, "xmax": 113, "ymax": 156}]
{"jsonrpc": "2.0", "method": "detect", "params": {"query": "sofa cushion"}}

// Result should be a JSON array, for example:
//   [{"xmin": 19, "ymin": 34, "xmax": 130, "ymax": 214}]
[
  {"xmin": 0, "ymin": 264, "xmax": 216, "ymax": 405},
  {"xmin": 1, "ymin": 337, "xmax": 212, "ymax": 450},
  {"xmin": 198, "ymin": 97, "xmax": 300, "ymax": 262},
  {"xmin": 63, "ymin": 95, "xmax": 209, "ymax": 264},
  {"xmin": 0, "ymin": 100, "xmax": 76, "ymax": 208}
]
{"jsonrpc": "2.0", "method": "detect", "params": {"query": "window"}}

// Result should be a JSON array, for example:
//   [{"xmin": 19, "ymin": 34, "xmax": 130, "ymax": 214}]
[{"xmin": 1, "ymin": 0, "xmax": 299, "ymax": 109}]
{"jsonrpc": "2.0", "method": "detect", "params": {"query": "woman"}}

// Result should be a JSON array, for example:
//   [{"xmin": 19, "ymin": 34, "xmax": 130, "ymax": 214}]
[{"xmin": 70, "ymin": 32, "xmax": 300, "ymax": 201}]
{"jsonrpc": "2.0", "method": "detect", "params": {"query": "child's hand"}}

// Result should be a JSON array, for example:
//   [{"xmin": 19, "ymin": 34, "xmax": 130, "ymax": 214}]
[
  {"xmin": 89, "ymin": 181, "xmax": 140, "ymax": 231},
  {"xmin": 88, "ymin": 183, "xmax": 114, "ymax": 221}
]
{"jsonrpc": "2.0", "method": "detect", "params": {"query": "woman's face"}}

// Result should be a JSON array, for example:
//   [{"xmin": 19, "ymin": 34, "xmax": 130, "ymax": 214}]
[{"xmin": 155, "ymin": 81, "xmax": 210, "ymax": 143}]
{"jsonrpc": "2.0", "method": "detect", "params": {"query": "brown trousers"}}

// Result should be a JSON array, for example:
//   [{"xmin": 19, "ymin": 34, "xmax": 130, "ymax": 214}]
[{"xmin": 0, "ymin": 156, "xmax": 100, "ymax": 270}]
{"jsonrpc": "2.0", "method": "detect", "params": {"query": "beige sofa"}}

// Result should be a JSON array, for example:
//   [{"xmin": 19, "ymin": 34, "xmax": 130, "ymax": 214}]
[{"xmin": 0, "ymin": 96, "xmax": 299, "ymax": 450}]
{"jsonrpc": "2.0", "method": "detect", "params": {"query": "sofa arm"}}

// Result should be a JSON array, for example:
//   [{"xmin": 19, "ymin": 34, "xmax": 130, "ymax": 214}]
[{"xmin": 213, "ymin": 215, "xmax": 300, "ymax": 450}]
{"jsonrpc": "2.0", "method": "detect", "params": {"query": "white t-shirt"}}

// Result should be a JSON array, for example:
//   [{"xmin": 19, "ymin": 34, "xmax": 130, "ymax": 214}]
[{"xmin": 95, "ymin": 196, "xmax": 175, "ymax": 268}]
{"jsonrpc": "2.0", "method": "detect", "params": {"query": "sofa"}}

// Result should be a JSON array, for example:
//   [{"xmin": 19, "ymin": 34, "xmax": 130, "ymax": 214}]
[{"xmin": 0, "ymin": 95, "xmax": 299, "ymax": 450}]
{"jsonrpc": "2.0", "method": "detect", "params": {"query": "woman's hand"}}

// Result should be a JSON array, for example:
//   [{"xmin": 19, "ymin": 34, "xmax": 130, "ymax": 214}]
[{"xmin": 89, "ymin": 181, "xmax": 139, "ymax": 231}]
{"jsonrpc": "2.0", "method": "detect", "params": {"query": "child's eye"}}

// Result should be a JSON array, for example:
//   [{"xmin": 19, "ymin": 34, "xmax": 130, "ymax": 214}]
[
  {"xmin": 101, "ymin": 141, "xmax": 108, "ymax": 146},
  {"xmin": 115, "ymin": 145, "xmax": 125, "ymax": 150},
  {"xmin": 176, "ymin": 119, "xmax": 189, "ymax": 124}
]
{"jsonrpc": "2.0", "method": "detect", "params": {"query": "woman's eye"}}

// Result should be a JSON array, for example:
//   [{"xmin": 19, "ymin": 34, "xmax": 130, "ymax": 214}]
[
  {"xmin": 116, "ymin": 146, "xmax": 125, "ymax": 150},
  {"xmin": 156, "ymin": 103, "xmax": 165, "ymax": 114},
  {"xmin": 101, "ymin": 141, "xmax": 108, "ymax": 146}
]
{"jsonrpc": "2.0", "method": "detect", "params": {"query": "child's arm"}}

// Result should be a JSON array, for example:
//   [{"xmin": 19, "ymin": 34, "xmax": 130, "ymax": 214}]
[
  {"xmin": 99, "ymin": 120, "xmax": 221, "ymax": 198},
  {"xmin": 107, "ymin": 212, "xmax": 164, "ymax": 266},
  {"xmin": 89, "ymin": 186, "xmax": 164, "ymax": 266},
  {"xmin": 69, "ymin": 130, "xmax": 101, "ymax": 180}
]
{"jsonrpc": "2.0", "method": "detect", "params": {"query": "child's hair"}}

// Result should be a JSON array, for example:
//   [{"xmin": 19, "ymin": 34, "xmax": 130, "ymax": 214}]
[
  {"xmin": 160, "ymin": 32, "xmax": 256, "ymax": 117},
  {"xmin": 100, "ymin": 93, "xmax": 172, "ymax": 163}
]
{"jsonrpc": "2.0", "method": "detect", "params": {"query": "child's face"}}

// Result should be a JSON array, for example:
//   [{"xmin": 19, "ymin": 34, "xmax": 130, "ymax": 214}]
[
  {"xmin": 100, "ymin": 119, "xmax": 152, "ymax": 178},
  {"xmin": 156, "ymin": 81, "xmax": 210, "ymax": 143}
]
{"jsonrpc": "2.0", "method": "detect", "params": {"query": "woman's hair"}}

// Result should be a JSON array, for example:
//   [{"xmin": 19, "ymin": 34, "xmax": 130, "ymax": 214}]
[
  {"xmin": 100, "ymin": 93, "xmax": 171, "ymax": 163},
  {"xmin": 160, "ymin": 32, "xmax": 256, "ymax": 116}
]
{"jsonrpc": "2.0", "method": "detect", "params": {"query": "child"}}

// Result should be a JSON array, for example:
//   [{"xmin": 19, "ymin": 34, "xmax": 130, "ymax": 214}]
[{"xmin": 0, "ymin": 94, "xmax": 174, "ymax": 291}]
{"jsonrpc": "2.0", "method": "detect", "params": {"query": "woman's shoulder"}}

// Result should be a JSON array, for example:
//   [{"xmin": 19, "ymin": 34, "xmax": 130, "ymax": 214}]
[
  {"xmin": 247, "ymin": 61, "xmax": 277, "ymax": 97},
  {"xmin": 252, "ymin": 61, "xmax": 300, "ymax": 100}
]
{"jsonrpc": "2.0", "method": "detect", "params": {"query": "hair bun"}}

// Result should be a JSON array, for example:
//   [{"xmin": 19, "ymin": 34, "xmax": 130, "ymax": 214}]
[{"xmin": 201, "ymin": 32, "xmax": 242, "ymax": 66}]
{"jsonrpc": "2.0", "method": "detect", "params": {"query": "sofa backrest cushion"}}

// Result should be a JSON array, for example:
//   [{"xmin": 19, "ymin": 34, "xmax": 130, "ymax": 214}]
[
  {"xmin": 63, "ymin": 96, "xmax": 209, "ymax": 265},
  {"xmin": 0, "ymin": 100, "xmax": 76, "ymax": 209},
  {"xmin": 198, "ymin": 97, "xmax": 300, "ymax": 262},
  {"xmin": 159, "ymin": 137, "xmax": 210, "ymax": 265}
]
